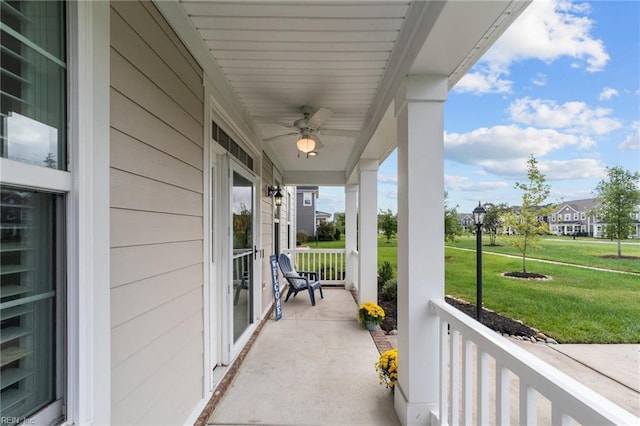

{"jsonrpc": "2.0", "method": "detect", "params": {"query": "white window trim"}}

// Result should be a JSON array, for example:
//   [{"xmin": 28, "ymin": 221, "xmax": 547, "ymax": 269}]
[{"xmin": 65, "ymin": 2, "xmax": 111, "ymax": 424}]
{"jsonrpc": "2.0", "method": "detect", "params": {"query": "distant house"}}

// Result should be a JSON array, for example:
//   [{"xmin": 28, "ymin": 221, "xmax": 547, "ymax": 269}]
[
  {"xmin": 458, "ymin": 213, "xmax": 474, "ymax": 232},
  {"xmin": 550, "ymin": 198, "xmax": 597, "ymax": 236},
  {"xmin": 550, "ymin": 198, "xmax": 640, "ymax": 238},
  {"xmin": 316, "ymin": 210, "xmax": 332, "ymax": 226},
  {"xmin": 296, "ymin": 186, "xmax": 319, "ymax": 237}
]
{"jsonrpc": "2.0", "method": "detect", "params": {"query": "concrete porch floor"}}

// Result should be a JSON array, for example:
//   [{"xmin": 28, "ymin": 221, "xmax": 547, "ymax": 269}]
[
  {"xmin": 207, "ymin": 288, "xmax": 400, "ymax": 426},
  {"xmin": 204, "ymin": 287, "xmax": 639, "ymax": 425}
]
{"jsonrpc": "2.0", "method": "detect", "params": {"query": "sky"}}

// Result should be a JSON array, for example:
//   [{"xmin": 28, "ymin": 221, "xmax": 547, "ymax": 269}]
[{"xmin": 317, "ymin": 0, "xmax": 639, "ymax": 216}]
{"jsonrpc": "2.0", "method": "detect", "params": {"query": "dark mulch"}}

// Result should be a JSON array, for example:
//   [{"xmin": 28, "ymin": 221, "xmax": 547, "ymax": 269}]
[
  {"xmin": 377, "ymin": 279, "xmax": 537, "ymax": 338},
  {"xmin": 503, "ymin": 271, "xmax": 549, "ymax": 280},
  {"xmin": 599, "ymin": 255, "xmax": 640, "ymax": 260}
]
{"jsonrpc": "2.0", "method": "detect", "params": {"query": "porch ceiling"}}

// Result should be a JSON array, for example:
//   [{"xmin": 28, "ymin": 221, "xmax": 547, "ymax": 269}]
[{"xmin": 169, "ymin": 1, "xmax": 529, "ymax": 185}]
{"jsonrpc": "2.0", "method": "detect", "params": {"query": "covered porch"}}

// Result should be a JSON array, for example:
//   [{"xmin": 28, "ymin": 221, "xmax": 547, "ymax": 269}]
[{"xmin": 202, "ymin": 286, "xmax": 639, "ymax": 426}]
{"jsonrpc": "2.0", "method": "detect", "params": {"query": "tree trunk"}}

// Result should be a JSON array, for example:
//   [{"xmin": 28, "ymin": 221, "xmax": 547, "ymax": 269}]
[
  {"xmin": 617, "ymin": 238, "xmax": 622, "ymax": 257},
  {"xmin": 522, "ymin": 254, "xmax": 526, "ymax": 273}
]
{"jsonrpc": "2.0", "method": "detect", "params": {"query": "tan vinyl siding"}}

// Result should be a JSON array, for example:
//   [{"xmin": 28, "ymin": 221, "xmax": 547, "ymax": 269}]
[
  {"xmin": 109, "ymin": 1, "xmax": 204, "ymax": 424},
  {"xmin": 261, "ymin": 156, "xmax": 275, "ymax": 312}
]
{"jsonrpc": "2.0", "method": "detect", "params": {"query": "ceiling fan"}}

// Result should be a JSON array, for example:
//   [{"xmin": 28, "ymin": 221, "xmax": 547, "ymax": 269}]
[{"xmin": 260, "ymin": 106, "xmax": 359, "ymax": 158}]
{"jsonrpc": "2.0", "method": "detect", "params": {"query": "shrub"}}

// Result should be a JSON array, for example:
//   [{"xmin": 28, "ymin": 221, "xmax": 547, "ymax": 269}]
[
  {"xmin": 382, "ymin": 279, "xmax": 397, "ymax": 300},
  {"xmin": 378, "ymin": 261, "xmax": 394, "ymax": 283},
  {"xmin": 334, "ymin": 228, "xmax": 341, "ymax": 241},
  {"xmin": 296, "ymin": 231, "xmax": 308, "ymax": 245},
  {"xmin": 317, "ymin": 221, "xmax": 337, "ymax": 241}
]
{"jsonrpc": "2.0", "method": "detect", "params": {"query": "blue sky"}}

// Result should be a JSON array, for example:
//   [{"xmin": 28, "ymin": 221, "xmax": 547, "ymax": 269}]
[{"xmin": 317, "ymin": 0, "xmax": 639, "ymax": 216}]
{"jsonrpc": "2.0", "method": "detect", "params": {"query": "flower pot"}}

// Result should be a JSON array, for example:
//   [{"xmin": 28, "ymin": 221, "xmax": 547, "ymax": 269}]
[{"xmin": 364, "ymin": 321, "xmax": 378, "ymax": 331}]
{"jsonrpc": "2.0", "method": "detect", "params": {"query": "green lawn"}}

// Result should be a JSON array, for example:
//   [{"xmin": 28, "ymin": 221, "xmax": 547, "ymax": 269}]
[
  {"xmin": 446, "ymin": 235, "xmax": 640, "ymax": 273},
  {"xmin": 445, "ymin": 248, "xmax": 640, "ymax": 343},
  {"xmin": 309, "ymin": 233, "xmax": 640, "ymax": 343}
]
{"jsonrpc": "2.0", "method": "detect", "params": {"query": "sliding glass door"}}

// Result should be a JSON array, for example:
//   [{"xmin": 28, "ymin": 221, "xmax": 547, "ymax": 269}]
[{"xmin": 230, "ymin": 166, "xmax": 255, "ymax": 344}]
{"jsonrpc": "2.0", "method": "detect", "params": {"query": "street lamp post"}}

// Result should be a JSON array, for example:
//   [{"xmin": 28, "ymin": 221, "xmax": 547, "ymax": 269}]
[{"xmin": 473, "ymin": 202, "xmax": 487, "ymax": 322}]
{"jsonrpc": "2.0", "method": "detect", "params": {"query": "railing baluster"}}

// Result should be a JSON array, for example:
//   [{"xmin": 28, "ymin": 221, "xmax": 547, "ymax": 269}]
[
  {"xmin": 496, "ymin": 362, "xmax": 510, "ymax": 426},
  {"xmin": 551, "ymin": 404, "xmax": 572, "ymax": 426},
  {"xmin": 462, "ymin": 338, "xmax": 473, "ymax": 426},
  {"xmin": 430, "ymin": 299, "xmax": 638, "ymax": 426},
  {"xmin": 440, "ymin": 320, "xmax": 449, "ymax": 426},
  {"xmin": 450, "ymin": 329, "xmax": 460, "ymax": 426},
  {"xmin": 519, "ymin": 381, "xmax": 536, "ymax": 425},
  {"xmin": 477, "ymin": 350, "xmax": 489, "ymax": 426}
]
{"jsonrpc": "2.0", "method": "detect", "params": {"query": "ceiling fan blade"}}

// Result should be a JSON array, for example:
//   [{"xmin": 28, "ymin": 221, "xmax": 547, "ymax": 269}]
[
  {"xmin": 308, "ymin": 107, "xmax": 333, "ymax": 129},
  {"xmin": 317, "ymin": 128, "xmax": 360, "ymax": 138},
  {"xmin": 254, "ymin": 116, "xmax": 296, "ymax": 130},
  {"xmin": 263, "ymin": 132, "xmax": 298, "ymax": 143},
  {"xmin": 313, "ymin": 136, "xmax": 325, "ymax": 150}
]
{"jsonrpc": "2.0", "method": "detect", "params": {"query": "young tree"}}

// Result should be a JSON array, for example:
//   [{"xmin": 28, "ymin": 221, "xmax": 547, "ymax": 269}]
[
  {"xmin": 378, "ymin": 209, "xmax": 397, "ymax": 243},
  {"xmin": 444, "ymin": 191, "xmax": 463, "ymax": 242},
  {"xmin": 503, "ymin": 155, "xmax": 554, "ymax": 273},
  {"xmin": 591, "ymin": 166, "xmax": 640, "ymax": 257},
  {"xmin": 483, "ymin": 202, "xmax": 509, "ymax": 246}
]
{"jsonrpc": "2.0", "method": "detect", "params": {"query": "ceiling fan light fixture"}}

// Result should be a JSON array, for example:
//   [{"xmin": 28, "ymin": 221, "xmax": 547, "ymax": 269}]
[{"xmin": 296, "ymin": 135, "xmax": 316, "ymax": 153}]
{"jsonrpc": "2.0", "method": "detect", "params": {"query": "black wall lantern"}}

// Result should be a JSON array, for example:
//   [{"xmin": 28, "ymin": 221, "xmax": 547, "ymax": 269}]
[{"xmin": 267, "ymin": 185, "xmax": 283, "ymax": 207}]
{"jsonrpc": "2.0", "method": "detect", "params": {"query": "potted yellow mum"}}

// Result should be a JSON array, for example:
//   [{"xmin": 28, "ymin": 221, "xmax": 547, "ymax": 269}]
[
  {"xmin": 376, "ymin": 348, "xmax": 398, "ymax": 389},
  {"xmin": 358, "ymin": 302, "xmax": 385, "ymax": 331}
]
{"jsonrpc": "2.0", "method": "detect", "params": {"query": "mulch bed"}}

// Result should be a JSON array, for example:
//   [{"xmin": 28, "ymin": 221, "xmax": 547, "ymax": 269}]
[{"xmin": 377, "ymin": 279, "xmax": 537, "ymax": 338}]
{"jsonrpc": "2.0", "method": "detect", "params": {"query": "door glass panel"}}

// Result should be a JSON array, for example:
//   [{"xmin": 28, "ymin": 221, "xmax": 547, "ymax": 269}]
[
  {"xmin": 1, "ymin": 186, "xmax": 62, "ymax": 422},
  {"xmin": 231, "ymin": 171, "xmax": 253, "ymax": 343}
]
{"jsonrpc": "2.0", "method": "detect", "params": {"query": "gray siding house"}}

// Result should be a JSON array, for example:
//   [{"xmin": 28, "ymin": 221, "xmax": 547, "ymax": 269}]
[{"xmin": 296, "ymin": 186, "xmax": 318, "ymax": 238}]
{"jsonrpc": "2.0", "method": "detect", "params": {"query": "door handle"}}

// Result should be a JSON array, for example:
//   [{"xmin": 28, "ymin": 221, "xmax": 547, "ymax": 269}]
[{"xmin": 254, "ymin": 245, "xmax": 258, "ymax": 260}]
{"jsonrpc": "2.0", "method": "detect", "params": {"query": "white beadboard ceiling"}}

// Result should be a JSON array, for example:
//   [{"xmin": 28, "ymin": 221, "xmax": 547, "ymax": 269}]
[{"xmin": 174, "ymin": 1, "xmax": 529, "ymax": 184}]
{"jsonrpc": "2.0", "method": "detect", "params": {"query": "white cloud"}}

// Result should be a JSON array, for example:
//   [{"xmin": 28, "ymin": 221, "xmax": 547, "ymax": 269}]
[
  {"xmin": 599, "ymin": 87, "xmax": 619, "ymax": 101},
  {"xmin": 445, "ymin": 125, "xmax": 596, "ymax": 175},
  {"xmin": 445, "ymin": 175, "xmax": 509, "ymax": 192},
  {"xmin": 378, "ymin": 174, "xmax": 398, "ymax": 185},
  {"xmin": 537, "ymin": 159, "xmax": 606, "ymax": 179},
  {"xmin": 618, "ymin": 122, "xmax": 640, "ymax": 151},
  {"xmin": 532, "ymin": 73, "xmax": 548, "ymax": 87},
  {"xmin": 455, "ymin": 0, "xmax": 609, "ymax": 94},
  {"xmin": 508, "ymin": 97, "xmax": 622, "ymax": 135}
]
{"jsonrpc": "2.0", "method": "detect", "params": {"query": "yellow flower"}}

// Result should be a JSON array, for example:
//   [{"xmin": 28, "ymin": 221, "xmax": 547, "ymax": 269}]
[
  {"xmin": 375, "ymin": 348, "xmax": 398, "ymax": 389},
  {"xmin": 358, "ymin": 302, "xmax": 385, "ymax": 324}
]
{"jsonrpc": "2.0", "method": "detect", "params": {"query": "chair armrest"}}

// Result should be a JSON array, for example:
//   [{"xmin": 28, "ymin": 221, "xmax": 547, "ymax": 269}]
[{"xmin": 298, "ymin": 271, "xmax": 318, "ymax": 281}]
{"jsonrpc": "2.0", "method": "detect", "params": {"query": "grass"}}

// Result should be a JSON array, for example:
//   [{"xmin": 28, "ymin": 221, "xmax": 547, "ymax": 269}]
[
  {"xmin": 445, "ymin": 248, "xmax": 640, "ymax": 343},
  {"xmin": 447, "ymin": 235, "xmax": 640, "ymax": 273},
  {"xmin": 308, "ymin": 233, "xmax": 640, "ymax": 343}
]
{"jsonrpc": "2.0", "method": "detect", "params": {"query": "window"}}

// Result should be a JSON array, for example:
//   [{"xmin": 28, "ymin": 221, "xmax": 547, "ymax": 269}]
[
  {"xmin": 303, "ymin": 192, "xmax": 312, "ymax": 207},
  {"xmin": 573, "ymin": 213, "xmax": 579, "ymax": 220},
  {"xmin": 1, "ymin": 2, "xmax": 67, "ymax": 423},
  {"xmin": 1, "ymin": 1, "xmax": 67, "ymax": 170},
  {"xmin": 581, "ymin": 212, "xmax": 586, "ymax": 220},
  {"xmin": 1, "ymin": 187, "xmax": 64, "ymax": 423},
  {"xmin": 551, "ymin": 214, "xmax": 556, "ymax": 222},
  {"xmin": 564, "ymin": 213, "xmax": 571, "ymax": 221}
]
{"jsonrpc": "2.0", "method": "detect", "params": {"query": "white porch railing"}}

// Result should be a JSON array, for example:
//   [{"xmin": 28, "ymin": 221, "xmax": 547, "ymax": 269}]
[
  {"xmin": 282, "ymin": 248, "xmax": 346, "ymax": 285},
  {"xmin": 430, "ymin": 298, "xmax": 639, "ymax": 426}
]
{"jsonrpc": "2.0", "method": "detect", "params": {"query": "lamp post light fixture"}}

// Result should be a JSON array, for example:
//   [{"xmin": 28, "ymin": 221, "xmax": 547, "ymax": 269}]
[
  {"xmin": 267, "ymin": 185, "xmax": 283, "ymax": 207},
  {"xmin": 473, "ymin": 201, "xmax": 487, "ymax": 322}
]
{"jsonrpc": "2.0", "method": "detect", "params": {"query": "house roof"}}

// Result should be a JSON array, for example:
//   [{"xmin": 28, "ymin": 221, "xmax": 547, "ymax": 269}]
[{"xmin": 158, "ymin": 1, "xmax": 529, "ymax": 186}]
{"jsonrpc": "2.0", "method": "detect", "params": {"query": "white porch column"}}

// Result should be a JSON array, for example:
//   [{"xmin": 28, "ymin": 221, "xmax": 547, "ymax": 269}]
[
  {"xmin": 394, "ymin": 75, "xmax": 447, "ymax": 425},
  {"xmin": 345, "ymin": 184, "xmax": 358, "ymax": 291},
  {"xmin": 357, "ymin": 159, "xmax": 378, "ymax": 305}
]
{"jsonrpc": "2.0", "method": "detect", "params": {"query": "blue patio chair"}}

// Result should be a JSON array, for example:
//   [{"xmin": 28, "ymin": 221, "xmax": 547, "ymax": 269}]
[{"xmin": 278, "ymin": 253, "xmax": 323, "ymax": 306}]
